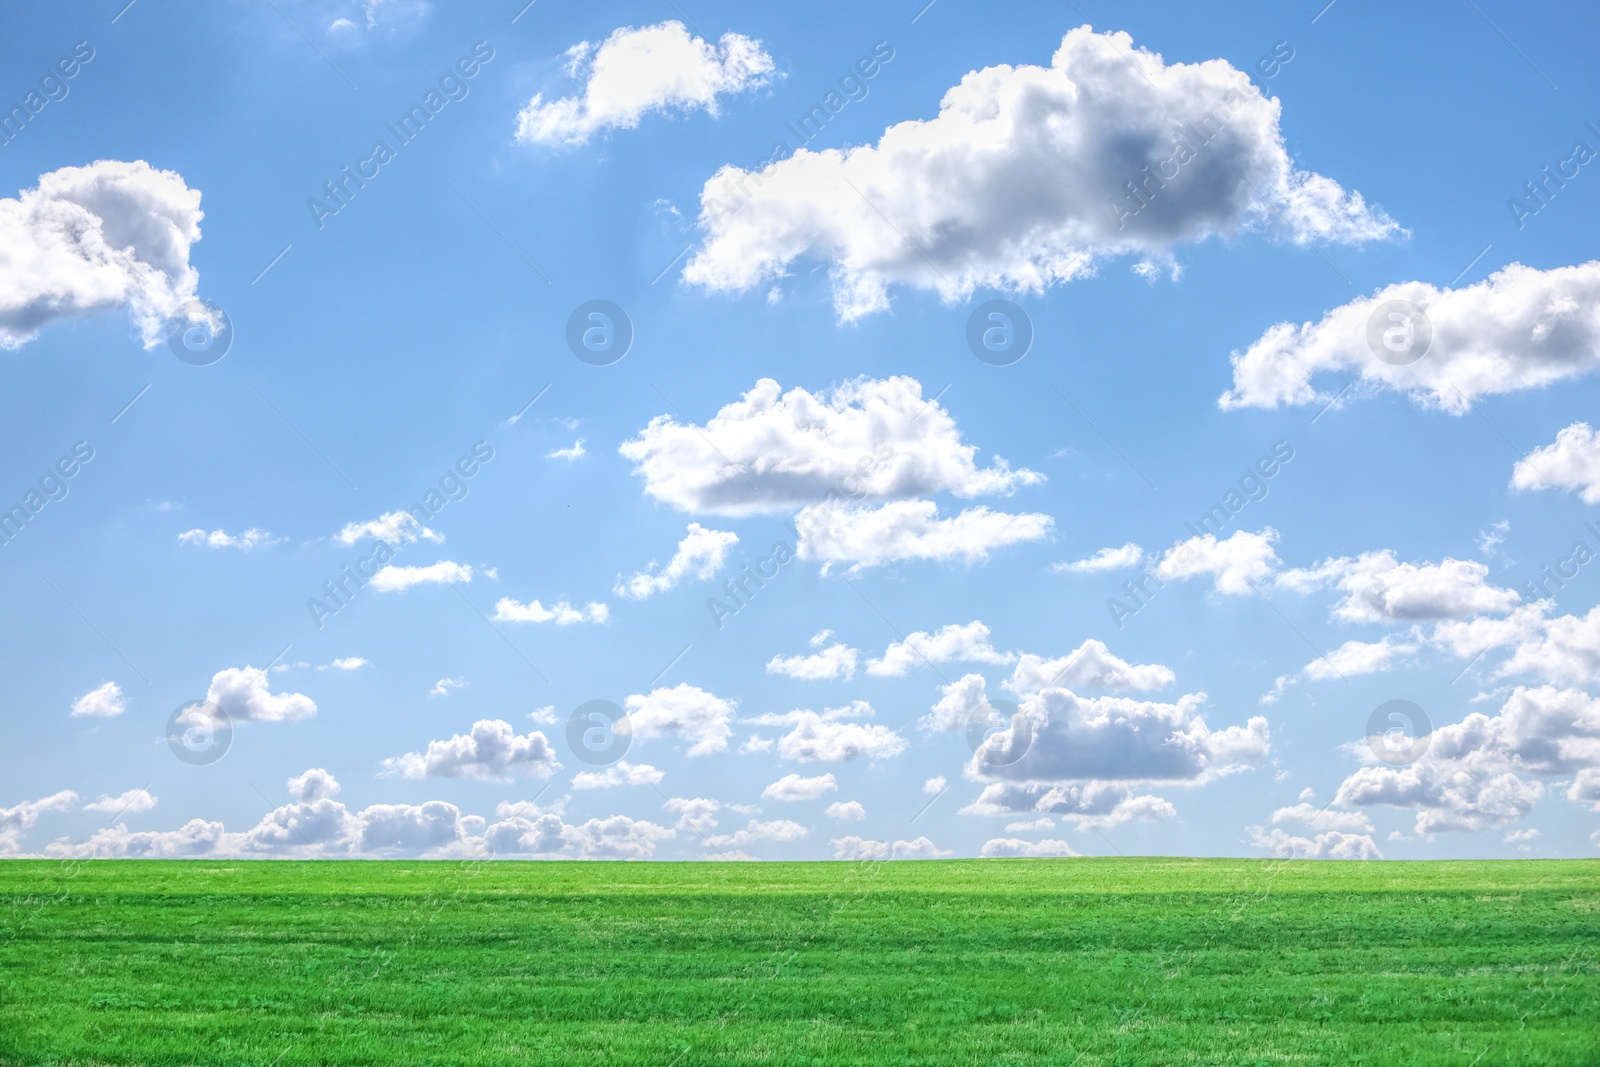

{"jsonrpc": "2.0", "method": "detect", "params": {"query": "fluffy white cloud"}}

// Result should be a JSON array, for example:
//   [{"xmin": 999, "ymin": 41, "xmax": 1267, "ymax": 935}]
[
  {"xmin": 773, "ymin": 713, "xmax": 906, "ymax": 763},
  {"xmin": 980, "ymin": 837, "xmax": 1079, "ymax": 858},
  {"xmin": 1281, "ymin": 551, "xmax": 1520, "ymax": 623},
  {"xmin": 620, "ymin": 377, "xmax": 1040, "ymax": 516},
  {"xmin": 178, "ymin": 528, "xmax": 278, "ymax": 550},
  {"xmin": 516, "ymin": 21, "xmax": 774, "ymax": 146},
  {"xmin": 766, "ymin": 630, "xmax": 859, "ymax": 681},
  {"xmin": 866, "ymin": 620, "xmax": 1014, "ymax": 677},
  {"xmin": 961, "ymin": 780, "xmax": 1177, "ymax": 829},
  {"xmin": 950, "ymin": 679, "xmax": 1270, "ymax": 788},
  {"xmin": 923, "ymin": 776, "xmax": 948, "ymax": 795},
  {"xmin": 615, "ymin": 523, "xmax": 738, "ymax": 599},
  {"xmin": 0, "ymin": 790, "xmax": 77, "ymax": 851},
  {"xmin": 825, "ymin": 800, "xmax": 865, "ymax": 821},
  {"xmin": 1491, "ymin": 606, "xmax": 1600, "ymax": 687},
  {"xmin": 572, "ymin": 761, "xmax": 665, "ymax": 790},
  {"xmin": 830, "ymin": 835, "xmax": 951, "ymax": 860},
  {"xmin": 1247, "ymin": 826, "xmax": 1381, "ymax": 859},
  {"xmin": 356, "ymin": 801, "xmax": 470, "ymax": 853},
  {"xmin": 0, "ymin": 160, "xmax": 204, "ymax": 349},
  {"xmin": 493, "ymin": 597, "xmax": 608, "ymax": 624},
  {"xmin": 61, "ymin": 819, "xmax": 226, "ymax": 859},
  {"xmin": 1222, "ymin": 261, "xmax": 1600, "ymax": 413},
  {"xmin": 1005, "ymin": 639, "xmax": 1175, "ymax": 694},
  {"xmin": 382, "ymin": 719, "xmax": 560, "ymax": 782},
  {"xmin": 684, "ymin": 26, "xmax": 1397, "ymax": 320},
  {"xmin": 1052, "ymin": 543, "xmax": 1142, "ymax": 573},
  {"xmin": 336, "ymin": 510, "xmax": 443, "ymax": 546},
  {"xmin": 1154, "ymin": 528, "xmax": 1279, "ymax": 595},
  {"xmin": 1333, "ymin": 685, "xmax": 1600, "ymax": 834},
  {"xmin": 321, "ymin": 657, "xmax": 368, "ymax": 671},
  {"xmin": 1513, "ymin": 422, "xmax": 1600, "ymax": 503},
  {"xmin": 82, "ymin": 788, "xmax": 157, "ymax": 815},
  {"xmin": 565, "ymin": 815, "xmax": 675, "ymax": 859},
  {"xmin": 1267, "ymin": 802, "xmax": 1373, "ymax": 833},
  {"xmin": 287, "ymin": 768, "xmax": 340, "ymax": 802},
  {"xmin": 662, "ymin": 797, "xmax": 721, "ymax": 834},
  {"xmin": 547, "ymin": 439, "xmax": 586, "ymax": 461},
  {"xmin": 206, "ymin": 666, "xmax": 316, "ymax": 723},
  {"xmin": 370, "ymin": 561, "xmax": 472, "ymax": 591},
  {"xmin": 70, "ymin": 681, "xmax": 125, "ymax": 718},
  {"xmin": 428, "ymin": 676, "xmax": 466, "ymax": 698},
  {"xmin": 762, "ymin": 772, "xmax": 837, "ymax": 802},
  {"xmin": 625, "ymin": 684, "xmax": 737, "ymax": 756},
  {"xmin": 797, "ymin": 500, "xmax": 1052, "ymax": 573}
]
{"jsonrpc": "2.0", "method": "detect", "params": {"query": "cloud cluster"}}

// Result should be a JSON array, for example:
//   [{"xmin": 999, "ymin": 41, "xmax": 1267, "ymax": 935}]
[
  {"xmin": 0, "ymin": 160, "xmax": 204, "ymax": 348},
  {"xmin": 684, "ymin": 26, "xmax": 1398, "ymax": 320},
  {"xmin": 1221, "ymin": 261, "xmax": 1600, "ymax": 412},
  {"xmin": 382, "ymin": 719, "xmax": 560, "ymax": 781},
  {"xmin": 766, "ymin": 630, "xmax": 859, "ymax": 681},
  {"xmin": 515, "ymin": 21, "xmax": 774, "ymax": 146}
]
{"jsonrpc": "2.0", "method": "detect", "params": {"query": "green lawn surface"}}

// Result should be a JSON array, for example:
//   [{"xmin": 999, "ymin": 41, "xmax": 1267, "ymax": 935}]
[{"xmin": 1, "ymin": 858, "xmax": 1596, "ymax": 1065}]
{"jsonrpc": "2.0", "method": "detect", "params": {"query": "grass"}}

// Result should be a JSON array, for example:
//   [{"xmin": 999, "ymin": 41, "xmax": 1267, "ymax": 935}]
[{"xmin": 0, "ymin": 858, "xmax": 1596, "ymax": 1066}]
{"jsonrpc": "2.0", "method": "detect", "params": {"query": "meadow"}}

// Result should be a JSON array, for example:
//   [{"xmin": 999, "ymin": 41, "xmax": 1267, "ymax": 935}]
[{"xmin": 0, "ymin": 858, "xmax": 1596, "ymax": 1066}]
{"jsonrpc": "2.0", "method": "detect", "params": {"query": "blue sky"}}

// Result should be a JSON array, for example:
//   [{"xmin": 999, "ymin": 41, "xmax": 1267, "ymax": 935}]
[{"xmin": 3, "ymin": 0, "xmax": 1599, "ymax": 862}]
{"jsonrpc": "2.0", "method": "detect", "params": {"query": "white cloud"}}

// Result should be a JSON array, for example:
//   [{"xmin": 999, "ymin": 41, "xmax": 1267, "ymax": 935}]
[
  {"xmin": 177, "ymin": 528, "xmax": 278, "ymax": 550},
  {"xmin": 797, "ymin": 500, "xmax": 1052, "ymax": 573},
  {"xmin": 923, "ymin": 776, "xmax": 948, "ymax": 795},
  {"xmin": 1262, "ymin": 635, "xmax": 1417, "ymax": 703},
  {"xmin": 762, "ymin": 773, "xmax": 838, "ymax": 802},
  {"xmin": 70, "ymin": 681, "xmax": 125, "ymax": 718},
  {"xmin": 1267, "ymin": 802, "xmax": 1373, "ymax": 834},
  {"xmin": 355, "ymin": 801, "xmax": 469, "ymax": 853},
  {"xmin": 1005, "ymin": 639, "xmax": 1175, "ymax": 694},
  {"xmin": 615, "ymin": 523, "xmax": 739, "ymax": 599},
  {"xmin": 336, "ymin": 510, "xmax": 443, "ymax": 546},
  {"xmin": 625, "ymin": 684, "xmax": 737, "ymax": 756},
  {"xmin": 1004, "ymin": 817, "xmax": 1055, "ymax": 832},
  {"xmin": 572, "ymin": 761, "xmax": 665, "ymax": 790},
  {"xmin": 547, "ymin": 439, "xmax": 586, "ymax": 461},
  {"xmin": 663, "ymin": 797, "xmax": 721, "ymax": 834},
  {"xmin": 1154, "ymin": 528, "xmax": 1280, "ymax": 595},
  {"xmin": 866, "ymin": 620, "xmax": 1013, "ymax": 677},
  {"xmin": 830, "ymin": 835, "xmax": 951, "ymax": 860},
  {"xmin": 1491, "ymin": 606, "xmax": 1600, "ymax": 687},
  {"xmin": 766, "ymin": 631, "xmax": 859, "ymax": 681},
  {"xmin": 946, "ymin": 678, "xmax": 1270, "ymax": 788},
  {"xmin": 980, "ymin": 837, "xmax": 1079, "ymax": 858},
  {"xmin": 287, "ymin": 769, "xmax": 340, "ymax": 803},
  {"xmin": 382, "ymin": 719, "xmax": 560, "ymax": 782},
  {"xmin": 321, "ymin": 657, "xmax": 368, "ymax": 671},
  {"xmin": 1052, "ymin": 543, "xmax": 1142, "ymax": 573},
  {"xmin": 566, "ymin": 815, "xmax": 675, "ymax": 859},
  {"xmin": 774, "ymin": 713, "xmax": 906, "ymax": 763},
  {"xmin": 961, "ymin": 780, "xmax": 1177, "ymax": 830},
  {"xmin": 825, "ymin": 800, "xmax": 865, "ymax": 821},
  {"xmin": 1247, "ymin": 826, "xmax": 1381, "ymax": 859},
  {"xmin": 1281, "ymin": 551, "xmax": 1520, "ymax": 623},
  {"xmin": 493, "ymin": 597, "xmax": 609, "ymax": 624},
  {"xmin": 58, "ymin": 818, "xmax": 227, "ymax": 859},
  {"xmin": 81, "ymin": 788, "xmax": 157, "ymax": 815},
  {"xmin": 1513, "ymin": 422, "xmax": 1600, "ymax": 502},
  {"xmin": 370, "ymin": 561, "xmax": 472, "ymax": 591},
  {"xmin": 620, "ymin": 377, "xmax": 1040, "ymax": 516},
  {"xmin": 0, "ymin": 160, "xmax": 204, "ymax": 349},
  {"xmin": 515, "ymin": 21, "xmax": 774, "ymax": 146},
  {"xmin": 1221, "ymin": 261, "xmax": 1600, "ymax": 413},
  {"xmin": 1332, "ymin": 685, "xmax": 1600, "ymax": 834},
  {"xmin": 206, "ymin": 666, "xmax": 316, "ymax": 723},
  {"xmin": 427, "ymin": 676, "xmax": 466, "ymax": 698},
  {"xmin": 684, "ymin": 26, "xmax": 1397, "ymax": 320}
]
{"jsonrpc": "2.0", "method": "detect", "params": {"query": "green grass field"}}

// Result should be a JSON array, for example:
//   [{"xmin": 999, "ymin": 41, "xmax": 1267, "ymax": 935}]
[{"xmin": 1, "ymin": 858, "xmax": 1596, "ymax": 1066}]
